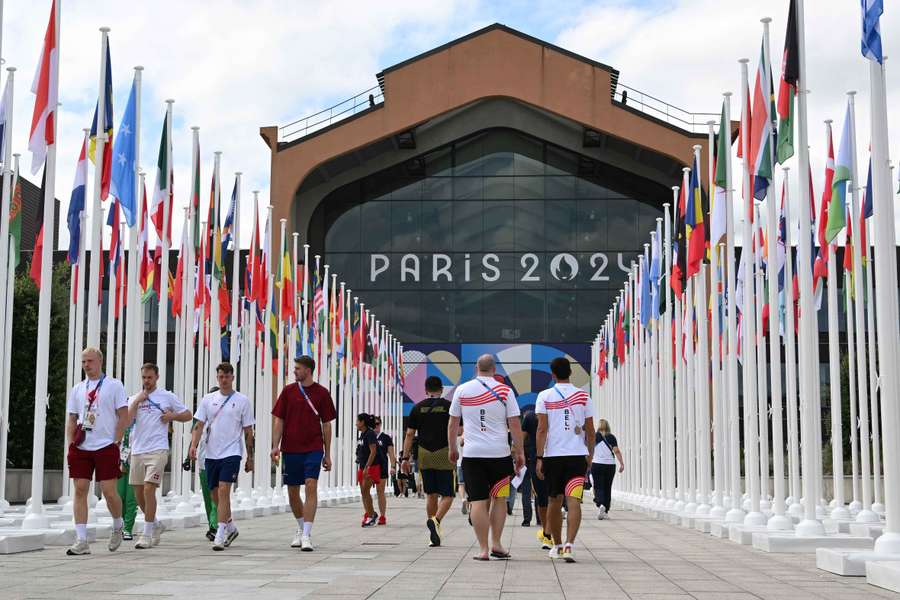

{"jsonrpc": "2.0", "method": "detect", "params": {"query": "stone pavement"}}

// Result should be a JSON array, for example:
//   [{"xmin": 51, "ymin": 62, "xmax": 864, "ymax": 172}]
[{"xmin": 1, "ymin": 496, "xmax": 898, "ymax": 600}]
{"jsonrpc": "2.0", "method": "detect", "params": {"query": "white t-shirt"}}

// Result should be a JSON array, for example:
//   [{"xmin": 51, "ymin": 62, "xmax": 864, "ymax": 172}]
[
  {"xmin": 450, "ymin": 376, "xmax": 520, "ymax": 458},
  {"xmin": 67, "ymin": 376, "xmax": 128, "ymax": 451},
  {"xmin": 129, "ymin": 388, "xmax": 188, "ymax": 455},
  {"xmin": 195, "ymin": 390, "xmax": 255, "ymax": 460},
  {"xmin": 534, "ymin": 383, "xmax": 595, "ymax": 458}
]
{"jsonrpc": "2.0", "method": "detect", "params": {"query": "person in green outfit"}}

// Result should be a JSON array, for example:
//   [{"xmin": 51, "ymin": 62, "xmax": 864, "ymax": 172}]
[
  {"xmin": 116, "ymin": 428, "xmax": 138, "ymax": 540},
  {"xmin": 195, "ymin": 386, "xmax": 219, "ymax": 542}
]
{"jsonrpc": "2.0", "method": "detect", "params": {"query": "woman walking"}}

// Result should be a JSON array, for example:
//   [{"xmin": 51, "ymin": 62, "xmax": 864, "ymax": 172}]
[
  {"xmin": 356, "ymin": 413, "xmax": 380, "ymax": 527},
  {"xmin": 590, "ymin": 419, "xmax": 624, "ymax": 520}
]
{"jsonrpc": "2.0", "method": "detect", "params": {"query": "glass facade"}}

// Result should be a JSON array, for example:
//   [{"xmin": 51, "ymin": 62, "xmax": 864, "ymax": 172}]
[{"xmin": 313, "ymin": 128, "xmax": 668, "ymax": 344}]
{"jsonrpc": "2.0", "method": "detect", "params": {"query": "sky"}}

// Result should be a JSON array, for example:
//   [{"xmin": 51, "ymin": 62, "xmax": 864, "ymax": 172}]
[{"xmin": 2, "ymin": 0, "xmax": 899, "ymax": 251}]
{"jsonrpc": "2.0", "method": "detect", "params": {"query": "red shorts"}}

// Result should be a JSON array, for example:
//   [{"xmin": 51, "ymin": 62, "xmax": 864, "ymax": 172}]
[
  {"xmin": 357, "ymin": 465, "xmax": 381, "ymax": 485},
  {"xmin": 67, "ymin": 443, "xmax": 121, "ymax": 482}
]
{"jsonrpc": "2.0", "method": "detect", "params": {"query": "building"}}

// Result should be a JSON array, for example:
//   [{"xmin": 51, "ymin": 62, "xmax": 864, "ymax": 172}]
[{"xmin": 262, "ymin": 24, "xmax": 715, "ymax": 409}]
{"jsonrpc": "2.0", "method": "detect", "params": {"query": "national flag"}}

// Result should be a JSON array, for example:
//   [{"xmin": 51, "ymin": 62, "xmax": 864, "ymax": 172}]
[
  {"xmin": 221, "ymin": 178, "xmax": 236, "ymax": 257},
  {"xmin": 106, "ymin": 199, "xmax": 122, "ymax": 272},
  {"xmin": 66, "ymin": 139, "xmax": 88, "ymax": 264},
  {"xmin": 615, "ymin": 296, "xmax": 626, "ymax": 365},
  {"xmin": 28, "ymin": 0, "xmax": 58, "ymax": 175},
  {"xmin": 150, "ymin": 111, "xmax": 173, "ymax": 243},
  {"xmin": 89, "ymin": 41, "xmax": 113, "ymax": 200},
  {"xmin": 362, "ymin": 310, "xmax": 375, "ymax": 366},
  {"xmin": 671, "ymin": 184, "xmax": 685, "ymax": 298},
  {"xmin": 750, "ymin": 41, "xmax": 776, "ymax": 200},
  {"xmin": 711, "ymin": 101, "xmax": 729, "ymax": 246},
  {"xmin": 861, "ymin": 0, "xmax": 884, "ymax": 63},
  {"xmin": 334, "ymin": 287, "xmax": 345, "ymax": 357},
  {"xmin": 776, "ymin": 0, "xmax": 798, "ymax": 164},
  {"xmin": 138, "ymin": 184, "xmax": 155, "ymax": 301},
  {"xmin": 191, "ymin": 135, "xmax": 201, "ymax": 249},
  {"xmin": 28, "ymin": 169, "xmax": 48, "ymax": 288},
  {"xmin": 813, "ymin": 124, "xmax": 835, "ymax": 298},
  {"xmin": 109, "ymin": 77, "xmax": 138, "ymax": 226},
  {"xmin": 257, "ymin": 211, "xmax": 270, "ymax": 310},
  {"xmin": 280, "ymin": 249, "xmax": 295, "ymax": 323},
  {"xmin": 685, "ymin": 154, "xmax": 707, "ymax": 277},
  {"xmin": 172, "ymin": 222, "xmax": 186, "ymax": 318},
  {"xmin": 9, "ymin": 164, "xmax": 23, "ymax": 269},
  {"xmin": 351, "ymin": 304, "xmax": 363, "ymax": 368},
  {"xmin": 826, "ymin": 102, "xmax": 852, "ymax": 242},
  {"xmin": 639, "ymin": 246, "xmax": 651, "ymax": 328},
  {"xmin": 863, "ymin": 156, "xmax": 873, "ymax": 219},
  {"xmin": 650, "ymin": 219, "xmax": 662, "ymax": 321}
]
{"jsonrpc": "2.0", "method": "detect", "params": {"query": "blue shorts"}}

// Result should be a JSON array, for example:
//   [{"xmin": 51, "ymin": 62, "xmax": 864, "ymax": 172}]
[
  {"xmin": 283, "ymin": 451, "xmax": 324, "ymax": 485},
  {"xmin": 205, "ymin": 456, "xmax": 241, "ymax": 490}
]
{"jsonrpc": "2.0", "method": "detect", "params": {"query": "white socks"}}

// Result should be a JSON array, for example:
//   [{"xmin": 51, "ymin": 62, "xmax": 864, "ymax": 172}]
[
  {"xmin": 143, "ymin": 521, "xmax": 154, "ymax": 536},
  {"xmin": 226, "ymin": 519, "xmax": 236, "ymax": 534},
  {"xmin": 75, "ymin": 523, "xmax": 87, "ymax": 542},
  {"xmin": 113, "ymin": 517, "xmax": 124, "ymax": 530},
  {"xmin": 216, "ymin": 523, "xmax": 227, "ymax": 539},
  {"xmin": 296, "ymin": 517, "xmax": 305, "ymax": 529},
  {"xmin": 303, "ymin": 522, "xmax": 313, "ymax": 537}
]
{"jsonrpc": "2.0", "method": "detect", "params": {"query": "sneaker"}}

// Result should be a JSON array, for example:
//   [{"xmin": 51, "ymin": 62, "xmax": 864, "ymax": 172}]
[
  {"xmin": 426, "ymin": 517, "xmax": 441, "ymax": 547},
  {"xmin": 538, "ymin": 530, "xmax": 553, "ymax": 550},
  {"xmin": 377, "ymin": 515, "xmax": 387, "ymax": 526},
  {"xmin": 362, "ymin": 513, "xmax": 378, "ymax": 527},
  {"xmin": 205, "ymin": 527, "xmax": 216, "ymax": 542},
  {"xmin": 122, "ymin": 530, "xmax": 133, "ymax": 541},
  {"xmin": 66, "ymin": 540, "xmax": 90, "ymax": 556},
  {"xmin": 461, "ymin": 501, "xmax": 468, "ymax": 515},
  {"xmin": 291, "ymin": 528, "xmax": 303, "ymax": 548},
  {"xmin": 597, "ymin": 505, "xmax": 607, "ymax": 520},
  {"xmin": 521, "ymin": 519, "xmax": 530, "ymax": 527},
  {"xmin": 135, "ymin": 535, "xmax": 152, "ymax": 549},
  {"xmin": 212, "ymin": 534, "xmax": 226, "ymax": 551},
  {"xmin": 108, "ymin": 528, "xmax": 124, "ymax": 552},
  {"xmin": 223, "ymin": 528, "xmax": 239, "ymax": 548},
  {"xmin": 548, "ymin": 546, "xmax": 561, "ymax": 560},
  {"xmin": 562, "ymin": 544, "xmax": 576, "ymax": 563},
  {"xmin": 301, "ymin": 535, "xmax": 314, "ymax": 552},
  {"xmin": 506, "ymin": 503, "xmax": 513, "ymax": 516},
  {"xmin": 151, "ymin": 521, "xmax": 166, "ymax": 546}
]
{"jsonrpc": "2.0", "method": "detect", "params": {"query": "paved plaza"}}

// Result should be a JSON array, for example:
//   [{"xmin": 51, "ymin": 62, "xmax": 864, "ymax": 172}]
[{"xmin": 0, "ymin": 497, "xmax": 897, "ymax": 600}]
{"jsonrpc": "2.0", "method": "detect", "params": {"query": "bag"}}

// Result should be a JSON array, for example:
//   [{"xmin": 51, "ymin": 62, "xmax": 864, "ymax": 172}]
[
  {"xmin": 583, "ymin": 471, "xmax": 593, "ymax": 491},
  {"xmin": 73, "ymin": 423, "xmax": 86, "ymax": 446},
  {"xmin": 73, "ymin": 377, "xmax": 105, "ymax": 447},
  {"xmin": 392, "ymin": 475, "xmax": 401, "ymax": 497}
]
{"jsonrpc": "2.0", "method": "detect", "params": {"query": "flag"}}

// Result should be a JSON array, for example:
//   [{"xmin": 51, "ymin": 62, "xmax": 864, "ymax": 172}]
[
  {"xmin": 172, "ymin": 223, "xmax": 185, "ymax": 318},
  {"xmin": 639, "ymin": 246, "xmax": 651, "ymax": 328},
  {"xmin": 861, "ymin": 0, "xmax": 884, "ymax": 63},
  {"xmin": 711, "ymin": 101, "xmax": 729, "ymax": 246},
  {"xmin": 863, "ymin": 156, "xmax": 873, "ymax": 219},
  {"xmin": 89, "ymin": 41, "xmax": 113, "ymax": 200},
  {"xmin": 9, "ymin": 165, "xmax": 22, "ymax": 269},
  {"xmin": 685, "ymin": 155, "xmax": 707, "ymax": 277},
  {"xmin": 813, "ymin": 124, "xmax": 835, "ymax": 297},
  {"xmin": 222, "ymin": 178, "xmax": 236, "ymax": 257},
  {"xmin": 671, "ymin": 184, "xmax": 685, "ymax": 298},
  {"xmin": 107, "ymin": 199, "xmax": 122, "ymax": 272},
  {"xmin": 29, "ymin": 169, "xmax": 53, "ymax": 289},
  {"xmin": 826, "ymin": 102, "xmax": 852, "ymax": 242},
  {"xmin": 28, "ymin": 0, "xmax": 58, "ymax": 175},
  {"xmin": 280, "ymin": 249, "xmax": 295, "ymax": 323},
  {"xmin": 150, "ymin": 111, "xmax": 172, "ymax": 243},
  {"xmin": 776, "ymin": 0, "xmax": 798, "ymax": 164},
  {"xmin": 335, "ymin": 287, "xmax": 345, "ymax": 357},
  {"xmin": 191, "ymin": 135, "xmax": 201, "ymax": 249},
  {"xmin": 109, "ymin": 77, "xmax": 138, "ymax": 226},
  {"xmin": 750, "ymin": 40, "xmax": 775, "ymax": 200},
  {"xmin": 650, "ymin": 219, "xmax": 662, "ymax": 321},
  {"xmin": 352, "ymin": 304, "xmax": 363, "ymax": 367},
  {"xmin": 138, "ymin": 184, "xmax": 154, "ymax": 301},
  {"xmin": 66, "ymin": 139, "xmax": 88, "ymax": 264}
]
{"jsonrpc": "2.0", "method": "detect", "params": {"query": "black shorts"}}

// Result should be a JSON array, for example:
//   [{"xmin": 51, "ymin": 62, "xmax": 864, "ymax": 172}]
[
  {"xmin": 462, "ymin": 456, "xmax": 513, "ymax": 502},
  {"xmin": 421, "ymin": 469, "xmax": 455, "ymax": 497},
  {"xmin": 542, "ymin": 455, "xmax": 587, "ymax": 500}
]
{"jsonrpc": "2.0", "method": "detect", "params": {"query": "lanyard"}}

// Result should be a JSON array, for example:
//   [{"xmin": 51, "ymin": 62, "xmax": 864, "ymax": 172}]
[
  {"xmin": 83, "ymin": 376, "xmax": 106, "ymax": 417},
  {"xmin": 205, "ymin": 391, "xmax": 237, "ymax": 443},
  {"xmin": 552, "ymin": 385, "xmax": 567, "ymax": 401},
  {"xmin": 297, "ymin": 382, "xmax": 320, "ymax": 417},
  {"xmin": 478, "ymin": 379, "xmax": 506, "ymax": 407}
]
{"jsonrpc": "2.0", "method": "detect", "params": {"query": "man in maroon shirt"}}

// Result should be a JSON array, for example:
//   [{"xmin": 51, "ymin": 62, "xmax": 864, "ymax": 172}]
[{"xmin": 271, "ymin": 355, "xmax": 336, "ymax": 552}]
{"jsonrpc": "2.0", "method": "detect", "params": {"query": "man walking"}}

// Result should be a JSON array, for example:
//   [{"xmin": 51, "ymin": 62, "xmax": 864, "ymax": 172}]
[
  {"xmin": 535, "ymin": 357, "xmax": 595, "ymax": 563},
  {"xmin": 373, "ymin": 417, "xmax": 395, "ymax": 525},
  {"xmin": 448, "ymin": 355, "xmax": 524, "ymax": 561},
  {"xmin": 189, "ymin": 363, "xmax": 255, "ymax": 551},
  {"xmin": 65, "ymin": 347, "xmax": 129, "ymax": 556},
  {"xmin": 127, "ymin": 363, "xmax": 192, "ymax": 549},
  {"xmin": 402, "ymin": 376, "xmax": 455, "ymax": 547},
  {"xmin": 521, "ymin": 408, "xmax": 550, "ymax": 547},
  {"xmin": 270, "ymin": 355, "xmax": 336, "ymax": 551}
]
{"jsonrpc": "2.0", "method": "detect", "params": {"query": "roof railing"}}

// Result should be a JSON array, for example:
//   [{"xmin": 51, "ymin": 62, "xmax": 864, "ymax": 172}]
[
  {"xmin": 278, "ymin": 85, "xmax": 384, "ymax": 143},
  {"xmin": 611, "ymin": 82, "xmax": 718, "ymax": 135}
]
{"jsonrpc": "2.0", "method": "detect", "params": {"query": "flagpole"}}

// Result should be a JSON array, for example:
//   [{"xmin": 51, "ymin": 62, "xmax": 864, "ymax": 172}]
[
  {"xmin": 86, "ymin": 27, "xmax": 109, "ymax": 349},
  {"xmin": 208, "ymin": 151, "xmax": 222, "ymax": 383},
  {"xmin": 752, "ymin": 201, "xmax": 770, "ymax": 512},
  {"xmin": 844, "ymin": 91, "xmax": 878, "ymax": 524},
  {"xmin": 229, "ymin": 172, "xmax": 241, "ymax": 368},
  {"xmin": 845, "ymin": 265, "xmax": 861, "ymax": 513},
  {"xmin": 261, "ymin": 205, "xmax": 274, "ymax": 499},
  {"xmin": 275, "ymin": 218, "xmax": 287, "ymax": 499},
  {"xmin": 0, "ymin": 66, "xmax": 14, "ymax": 395},
  {"xmin": 780, "ymin": 170, "xmax": 801, "ymax": 517},
  {"xmin": 826, "ymin": 217, "xmax": 847, "ymax": 519},
  {"xmin": 864, "ymin": 229, "xmax": 882, "ymax": 515},
  {"xmin": 662, "ymin": 202, "xmax": 675, "ymax": 507},
  {"xmin": 0, "ymin": 150, "xmax": 16, "ymax": 509},
  {"xmin": 123, "ymin": 64, "xmax": 141, "ymax": 398},
  {"xmin": 22, "ymin": 4, "xmax": 61, "ymax": 529}
]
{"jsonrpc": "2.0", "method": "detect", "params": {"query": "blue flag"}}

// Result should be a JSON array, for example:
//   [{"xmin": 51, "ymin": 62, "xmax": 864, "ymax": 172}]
[
  {"xmin": 109, "ymin": 77, "xmax": 138, "ymax": 226},
  {"xmin": 863, "ymin": 156, "xmax": 873, "ymax": 218},
  {"xmin": 639, "ymin": 246, "xmax": 651, "ymax": 328},
  {"xmin": 861, "ymin": 0, "xmax": 884, "ymax": 63}
]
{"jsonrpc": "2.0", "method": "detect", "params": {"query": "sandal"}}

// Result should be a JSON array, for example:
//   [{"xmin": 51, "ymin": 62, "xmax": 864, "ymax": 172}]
[
  {"xmin": 490, "ymin": 549, "xmax": 510, "ymax": 559},
  {"xmin": 472, "ymin": 555, "xmax": 491, "ymax": 561}
]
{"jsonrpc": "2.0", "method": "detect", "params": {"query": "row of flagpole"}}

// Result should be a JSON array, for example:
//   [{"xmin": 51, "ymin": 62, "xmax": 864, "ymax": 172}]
[
  {"xmin": 591, "ymin": 0, "xmax": 900, "ymax": 556},
  {"xmin": 0, "ymin": 0, "xmax": 407, "ymax": 519}
]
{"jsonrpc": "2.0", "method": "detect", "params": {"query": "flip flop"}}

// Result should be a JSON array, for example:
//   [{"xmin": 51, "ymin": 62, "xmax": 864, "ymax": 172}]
[
  {"xmin": 472, "ymin": 555, "xmax": 491, "ymax": 561},
  {"xmin": 490, "ymin": 550, "xmax": 511, "ymax": 559}
]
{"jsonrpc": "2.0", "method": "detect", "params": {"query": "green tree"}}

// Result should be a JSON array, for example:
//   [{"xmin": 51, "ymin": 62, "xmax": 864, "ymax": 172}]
[{"xmin": 7, "ymin": 259, "xmax": 70, "ymax": 470}]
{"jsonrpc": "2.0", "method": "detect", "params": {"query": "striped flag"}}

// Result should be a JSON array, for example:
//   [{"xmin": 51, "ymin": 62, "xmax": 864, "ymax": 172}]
[
  {"xmin": 861, "ymin": 0, "xmax": 884, "ymax": 63},
  {"xmin": 750, "ymin": 41, "xmax": 775, "ymax": 200},
  {"xmin": 826, "ymin": 102, "xmax": 852, "ymax": 242},
  {"xmin": 776, "ymin": 0, "xmax": 798, "ymax": 164},
  {"xmin": 88, "ymin": 41, "xmax": 113, "ymax": 200},
  {"xmin": 66, "ymin": 140, "xmax": 88, "ymax": 264},
  {"xmin": 28, "ymin": 0, "xmax": 58, "ymax": 175}
]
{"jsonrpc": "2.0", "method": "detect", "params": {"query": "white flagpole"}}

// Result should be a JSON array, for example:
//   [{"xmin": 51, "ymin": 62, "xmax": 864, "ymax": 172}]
[
  {"xmin": 115, "ymin": 238, "xmax": 124, "ymax": 381},
  {"xmin": 0, "ymin": 67, "xmax": 14, "ymax": 394},
  {"xmin": 752, "ymin": 202, "xmax": 770, "ymax": 512},
  {"xmin": 868, "ymin": 51, "xmax": 900, "ymax": 554},
  {"xmin": 104, "ymin": 215, "xmax": 116, "ymax": 375},
  {"xmin": 722, "ymin": 90, "xmax": 744, "ymax": 524},
  {"xmin": 229, "ymin": 172, "xmax": 241, "ymax": 368},
  {"xmin": 208, "ymin": 151, "xmax": 222, "ymax": 381},
  {"xmin": 845, "ymin": 266, "xmax": 861, "ymax": 514},
  {"xmin": 782, "ymin": 169, "xmax": 801, "ymax": 516},
  {"xmin": 826, "ymin": 219, "xmax": 847, "ymax": 519},
  {"xmin": 663, "ymin": 203, "xmax": 675, "ymax": 507},
  {"xmin": 846, "ymin": 91, "xmax": 877, "ymax": 524},
  {"xmin": 86, "ymin": 28, "xmax": 109, "ymax": 349},
  {"xmin": 792, "ymin": 0, "xmax": 825, "ymax": 535},
  {"xmin": 864, "ymin": 235, "xmax": 882, "ymax": 515},
  {"xmin": 156, "ymin": 99, "xmax": 173, "ymax": 390},
  {"xmin": 290, "ymin": 231, "xmax": 298, "ymax": 363},
  {"xmin": 22, "ymin": 5, "xmax": 61, "ymax": 529},
  {"xmin": 176, "ymin": 206, "xmax": 195, "ymax": 510},
  {"xmin": 274, "ymin": 218, "xmax": 287, "ymax": 498},
  {"xmin": 0, "ymin": 149, "xmax": 16, "ymax": 509}
]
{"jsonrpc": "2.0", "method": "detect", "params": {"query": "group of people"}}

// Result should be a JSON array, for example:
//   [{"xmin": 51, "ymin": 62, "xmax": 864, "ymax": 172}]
[{"xmin": 65, "ymin": 345, "xmax": 624, "ymax": 562}]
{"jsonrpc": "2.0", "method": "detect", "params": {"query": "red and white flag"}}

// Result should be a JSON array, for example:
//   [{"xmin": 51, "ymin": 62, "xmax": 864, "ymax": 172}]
[{"xmin": 28, "ymin": 0, "xmax": 58, "ymax": 175}]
